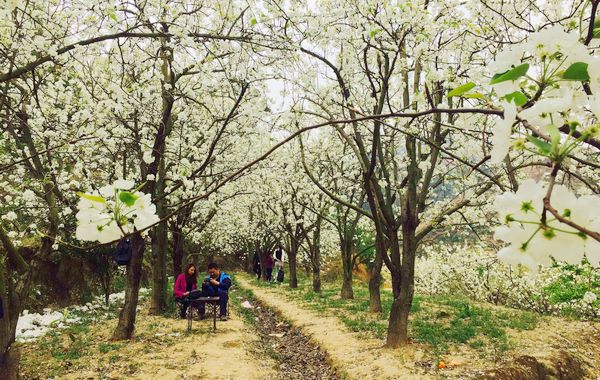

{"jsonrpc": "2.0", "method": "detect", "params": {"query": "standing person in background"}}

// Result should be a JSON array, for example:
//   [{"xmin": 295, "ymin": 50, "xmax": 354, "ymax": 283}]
[
  {"xmin": 274, "ymin": 245, "xmax": 285, "ymax": 283},
  {"xmin": 252, "ymin": 251, "xmax": 262, "ymax": 280},
  {"xmin": 173, "ymin": 263, "xmax": 198, "ymax": 318},
  {"xmin": 264, "ymin": 252, "xmax": 274, "ymax": 282},
  {"xmin": 274, "ymin": 245, "xmax": 284, "ymax": 272}
]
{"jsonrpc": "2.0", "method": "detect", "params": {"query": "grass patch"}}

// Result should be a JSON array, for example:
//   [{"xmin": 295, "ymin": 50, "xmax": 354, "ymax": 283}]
[
  {"xmin": 239, "ymin": 271, "xmax": 539, "ymax": 359},
  {"xmin": 98, "ymin": 342, "xmax": 123, "ymax": 353}
]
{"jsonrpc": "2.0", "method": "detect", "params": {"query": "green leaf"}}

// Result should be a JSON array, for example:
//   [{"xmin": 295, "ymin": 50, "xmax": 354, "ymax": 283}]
[
  {"xmin": 593, "ymin": 28, "xmax": 600, "ymax": 39},
  {"xmin": 447, "ymin": 82, "xmax": 476, "ymax": 98},
  {"xmin": 463, "ymin": 93, "xmax": 486, "ymax": 99},
  {"xmin": 250, "ymin": 18, "xmax": 257, "ymax": 26},
  {"xmin": 108, "ymin": 10, "xmax": 117, "ymax": 22},
  {"xmin": 504, "ymin": 91, "xmax": 528, "ymax": 106},
  {"xmin": 369, "ymin": 29, "xmax": 382, "ymax": 38},
  {"xmin": 118, "ymin": 191, "xmax": 139, "ymax": 207},
  {"xmin": 546, "ymin": 124, "xmax": 561, "ymax": 152},
  {"xmin": 77, "ymin": 192, "xmax": 106, "ymax": 204},
  {"xmin": 526, "ymin": 135, "xmax": 552, "ymax": 155},
  {"xmin": 490, "ymin": 64, "xmax": 530, "ymax": 85},
  {"xmin": 562, "ymin": 62, "xmax": 589, "ymax": 81}
]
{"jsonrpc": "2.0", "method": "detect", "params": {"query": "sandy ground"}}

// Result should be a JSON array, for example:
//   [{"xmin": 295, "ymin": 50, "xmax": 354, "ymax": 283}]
[
  {"xmin": 237, "ymin": 277, "xmax": 431, "ymax": 380},
  {"xmin": 20, "ymin": 295, "xmax": 277, "ymax": 379},
  {"xmin": 238, "ymin": 277, "xmax": 600, "ymax": 380}
]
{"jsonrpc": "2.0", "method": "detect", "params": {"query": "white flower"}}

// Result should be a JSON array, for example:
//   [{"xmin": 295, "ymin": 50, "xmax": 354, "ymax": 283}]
[
  {"xmin": 142, "ymin": 150, "xmax": 154, "ymax": 164},
  {"xmin": 582, "ymin": 291, "xmax": 597, "ymax": 304},
  {"xmin": 22, "ymin": 190, "xmax": 36, "ymax": 202},
  {"xmin": 523, "ymin": 25, "xmax": 578, "ymax": 59},
  {"xmin": 100, "ymin": 221, "xmax": 129, "ymax": 244},
  {"xmin": 75, "ymin": 181, "xmax": 158, "ymax": 243},
  {"xmin": 587, "ymin": 57, "xmax": 600, "ymax": 94},
  {"xmin": 134, "ymin": 212, "xmax": 160, "ymax": 230},
  {"xmin": 114, "ymin": 179, "xmax": 134, "ymax": 190},
  {"xmin": 489, "ymin": 47, "xmax": 524, "ymax": 74},
  {"xmin": 3, "ymin": 211, "xmax": 18, "ymax": 221},
  {"xmin": 587, "ymin": 95, "xmax": 600, "ymax": 120},
  {"xmin": 518, "ymin": 98, "xmax": 567, "ymax": 126},
  {"xmin": 494, "ymin": 180, "xmax": 600, "ymax": 269},
  {"xmin": 490, "ymin": 102, "xmax": 517, "ymax": 163},
  {"xmin": 76, "ymin": 222, "xmax": 101, "ymax": 242},
  {"xmin": 491, "ymin": 79, "xmax": 521, "ymax": 97}
]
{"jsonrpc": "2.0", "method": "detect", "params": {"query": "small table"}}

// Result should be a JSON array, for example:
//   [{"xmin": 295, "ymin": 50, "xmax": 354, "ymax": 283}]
[{"xmin": 188, "ymin": 296, "xmax": 220, "ymax": 333}]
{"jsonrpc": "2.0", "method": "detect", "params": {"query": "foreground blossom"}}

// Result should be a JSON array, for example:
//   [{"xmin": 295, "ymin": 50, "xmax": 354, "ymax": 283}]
[
  {"xmin": 494, "ymin": 180, "xmax": 600, "ymax": 270},
  {"xmin": 75, "ymin": 180, "xmax": 159, "ymax": 243}
]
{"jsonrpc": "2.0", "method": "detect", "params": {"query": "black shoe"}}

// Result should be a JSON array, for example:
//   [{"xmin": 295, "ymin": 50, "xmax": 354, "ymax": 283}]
[{"xmin": 219, "ymin": 315, "xmax": 228, "ymax": 321}]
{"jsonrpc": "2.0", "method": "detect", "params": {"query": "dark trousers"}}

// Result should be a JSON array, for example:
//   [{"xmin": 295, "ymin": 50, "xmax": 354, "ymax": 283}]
[
  {"xmin": 176, "ymin": 297, "xmax": 192, "ymax": 317},
  {"xmin": 254, "ymin": 264, "xmax": 261, "ymax": 280},
  {"xmin": 198, "ymin": 287, "xmax": 229, "ymax": 316},
  {"xmin": 265, "ymin": 267, "xmax": 273, "ymax": 282}
]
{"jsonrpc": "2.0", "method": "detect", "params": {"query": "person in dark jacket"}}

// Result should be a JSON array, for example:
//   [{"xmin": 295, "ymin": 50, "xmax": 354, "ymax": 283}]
[
  {"xmin": 264, "ymin": 252, "xmax": 274, "ymax": 282},
  {"xmin": 198, "ymin": 262, "xmax": 232, "ymax": 321},
  {"xmin": 173, "ymin": 263, "xmax": 198, "ymax": 318},
  {"xmin": 252, "ymin": 251, "xmax": 261, "ymax": 280}
]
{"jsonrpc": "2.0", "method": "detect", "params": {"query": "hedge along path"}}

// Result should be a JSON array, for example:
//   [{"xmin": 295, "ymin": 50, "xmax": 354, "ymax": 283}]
[{"xmin": 236, "ymin": 277, "xmax": 431, "ymax": 380}]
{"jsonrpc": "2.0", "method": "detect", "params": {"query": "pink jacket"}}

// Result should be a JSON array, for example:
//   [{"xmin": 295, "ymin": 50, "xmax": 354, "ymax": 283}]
[{"xmin": 173, "ymin": 273, "xmax": 197, "ymax": 298}]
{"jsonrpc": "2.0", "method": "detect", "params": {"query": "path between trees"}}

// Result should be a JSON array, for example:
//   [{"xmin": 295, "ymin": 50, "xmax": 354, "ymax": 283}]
[
  {"xmin": 20, "ymin": 305, "xmax": 278, "ymax": 379},
  {"xmin": 236, "ymin": 277, "xmax": 429, "ymax": 380}
]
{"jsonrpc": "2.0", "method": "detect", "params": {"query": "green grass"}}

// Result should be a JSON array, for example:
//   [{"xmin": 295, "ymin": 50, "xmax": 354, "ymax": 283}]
[
  {"xmin": 98, "ymin": 342, "xmax": 122, "ymax": 353},
  {"xmin": 243, "ymin": 271, "xmax": 539, "ymax": 358}
]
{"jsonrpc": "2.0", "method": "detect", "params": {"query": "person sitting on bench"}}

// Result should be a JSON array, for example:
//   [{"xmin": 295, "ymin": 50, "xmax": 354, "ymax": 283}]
[
  {"xmin": 173, "ymin": 263, "xmax": 198, "ymax": 318},
  {"xmin": 198, "ymin": 262, "xmax": 232, "ymax": 321}
]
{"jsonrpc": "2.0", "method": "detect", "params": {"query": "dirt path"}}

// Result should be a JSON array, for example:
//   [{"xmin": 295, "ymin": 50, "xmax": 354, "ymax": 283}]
[
  {"xmin": 237, "ymin": 277, "xmax": 429, "ymax": 380},
  {"xmin": 20, "ymin": 295, "xmax": 278, "ymax": 379},
  {"xmin": 235, "ymin": 286, "xmax": 340, "ymax": 380}
]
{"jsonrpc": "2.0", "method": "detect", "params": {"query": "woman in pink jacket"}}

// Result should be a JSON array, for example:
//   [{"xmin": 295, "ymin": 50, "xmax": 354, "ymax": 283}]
[{"xmin": 174, "ymin": 263, "xmax": 198, "ymax": 318}]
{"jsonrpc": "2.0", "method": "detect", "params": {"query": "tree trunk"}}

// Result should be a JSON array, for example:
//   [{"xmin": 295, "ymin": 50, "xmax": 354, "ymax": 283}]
[
  {"xmin": 340, "ymin": 237, "xmax": 354, "ymax": 299},
  {"xmin": 0, "ymin": 255, "xmax": 19, "ymax": 380},
  {"xmin": 0, "ymin": 346, "xmax": 19, "ymax": 380},
  {"xmin": 149, "ymin": 159, "xmax": 167, "ymax": 315},
  {"xmin": 149, "ymin": 220, "xmax": 167, "ymax": 315},
  {"xmin": 171, "ymin": 224, "xmax": 183, "ymax": 277},
  {"xmin": 288, "ymin": 240, "xmax": 298, "ymax": 288},
  {"xmin": 368, "ymin": 230, "xmax": 384, "ymax": 313},
  {"xmin": 386, "ymin": 232, "xmax": 416, "ymax": 347},
  {"xmin": 364, "ymin": 187, "xmax": 384, "ymax": 313},
  {"xmin": 311, "ymin": 216, "xmax": 322, "ymax": 292},
  {"xmin": 112, "ymin": 232, "xmax": 145, "ymax": 340},
  {"xmin": 0, "ymin": 252, "xmax": 26, "ymax": 380},
  {"xmin": 386, "ymin": 135, "xmax": 419, "ymax": 347}
]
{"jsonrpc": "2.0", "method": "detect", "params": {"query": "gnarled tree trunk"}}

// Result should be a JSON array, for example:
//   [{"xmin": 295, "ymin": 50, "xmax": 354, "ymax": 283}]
[
  {"xmin": 340, "ymin": 235, "xmax": 354, "ymax": 299},
  {"xmin": 171, "ymin": 223, "xmax": 185, "ymax": 277},
  {"xmin": 310, "ymin": 215, "xmax": 323, "ymax": 292},
  {"xmin": 288, "ymin": 239, "xmax": 299, "ymax": 288},
  {"xmin": 386, "ymin": 135, "xmax": 419, "ymax": 347},
  {"xmin": 112, "ymin": 232, "xmax": 145, "ymax": 340},
  {"xmin": 149, "ymin": 159, "xmax": 168, "ymax": 315},
  {"xmin": 368, "ymin": 230, "xmax": 384, "ymax": 313}
]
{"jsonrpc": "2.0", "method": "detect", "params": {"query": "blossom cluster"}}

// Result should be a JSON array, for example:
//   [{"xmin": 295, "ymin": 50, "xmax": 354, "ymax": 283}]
[
  {"xmin": 488, "ymin": 26, "xmax": 600, "ymax": 163},
  {"xmin": 493, "ymin": 179, "xmax": 600, "ymax": 270},
  {"xmin": 415, "ymin": 246, "xmax": 599, "ymax": 320},
  {"xmin": 75, "ymin": 180, "xmax": 159, "ymax": 243}
]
